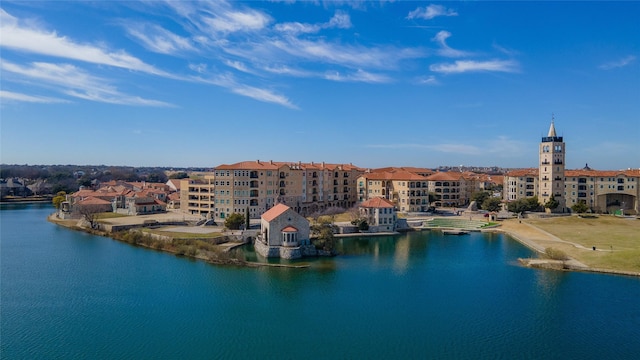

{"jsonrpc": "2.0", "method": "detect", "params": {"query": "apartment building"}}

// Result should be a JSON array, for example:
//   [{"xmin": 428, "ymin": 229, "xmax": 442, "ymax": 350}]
[
  {"xmin": 180, "ymin": 160, "xmax": 364, "ymax": 220},
  {"xmin": 180, "ymin": 176, "xmax": 215, "ymax": 218},
  {"xmin": 503, "ymin": 119, "xmax": 640, "ymax": 214},
  {"xmin": 358, "ymin": 169, "xmax": 432, "ymax": 212},
  {"xmin": 504, "ymin": 167, "xmax": 640, "ymax": 213}
]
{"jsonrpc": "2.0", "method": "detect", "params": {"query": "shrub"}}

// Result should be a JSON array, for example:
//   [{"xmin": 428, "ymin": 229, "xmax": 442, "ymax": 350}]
[{"xmin": 545, "ymin": 247, "xmax": 568, "ymax": 261}]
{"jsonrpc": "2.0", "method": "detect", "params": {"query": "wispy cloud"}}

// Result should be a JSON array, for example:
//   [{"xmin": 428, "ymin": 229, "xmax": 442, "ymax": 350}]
[
  {"xmin": 430, "ymin": 59, "xmax": 519, "ymax": 74},
  {"xmin": 0, "ymin": 90, "xmax": 68, "ymax": 104},
  {"xmin": 0, "ymin": 9, "xmax": 171, "ymax": 77},
  {"xmin": 231, "ymin": 85, "xmax": 297, "ymax": 109},
  {"xmin": 432, "ymin": 31, "xmax": 471, "ymax": 58},
  {"xmin": 417, "ymin": 75, "xmax": 439, "ymax": 85},
  {"xmin": 201, "ymin": 5, "xmax": 272, "ymax": 33},
  {"xmin": 192, "ymin": 71, "xmax": 297, "ymax": 108},
  {"xmin": 366, "ymin": 136, "xmax": 526, "ymax": 157},
  {"xmin": 324, "ymin": 69, "xmax": 391, "ymax": 83},
  {"xmin": 275, "ymin": 11, "xmax": 352, "ymax": 35},
  {"xmin": 126, "ymin": 23, "xmax": 196, "ymax": 55},
  {"xmin": 599, "ymin": 55, "xmax": 636, "ymax": 70},
  {"xmin": 407, "ymin": 4, "xmax": 458, "ymax": 20},
  {"xmin": 1, "ymin": 60, "xmax": 173, "ymax": 107}
]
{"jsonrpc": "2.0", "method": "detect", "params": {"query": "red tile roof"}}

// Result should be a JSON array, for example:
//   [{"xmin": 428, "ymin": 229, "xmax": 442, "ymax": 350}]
[
  {"xmin": 361, "ymin": 170, "xmax": 428, "ymax": 181},
  {"xmin": 215, "ymin": 160, "xmax": 364, "ymax": 172},
  {"xmin": 78, "ymin": 196, "xmax": 112, "ymax": 205},
  {"xmin": 425, "ymin": 171, "xmax": 465, "ymax": 181},
  {"xmin": 360, "ymin": 197, "xmax": 395, "ymax": 208},
  {"xmin": 281, "ymin": 226, "xmax": 298, "ymax": 232},
  {"xmin": 261, "ymin": 203, "xmax": 290, "ymax": 222}
]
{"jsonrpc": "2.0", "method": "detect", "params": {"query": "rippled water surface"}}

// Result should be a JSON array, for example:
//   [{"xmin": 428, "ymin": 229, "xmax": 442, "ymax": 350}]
[{"xmin": 2, "ymin": 204, "xmax": 639, "ymax": 359}]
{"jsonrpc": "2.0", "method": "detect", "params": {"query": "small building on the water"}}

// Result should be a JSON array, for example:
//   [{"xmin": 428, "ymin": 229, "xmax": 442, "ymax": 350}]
[{"xmin": 255, "ymin": 203, "xmax": 315, "ymax": 259}]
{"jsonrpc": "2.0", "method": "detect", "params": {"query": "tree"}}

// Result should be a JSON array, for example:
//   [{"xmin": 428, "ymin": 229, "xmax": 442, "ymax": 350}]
[
  {"xmin": 146, "ymin": 172, "xmax": 167, "ymax": 183},
  {"xmin": 79, "ymin": 206, "xmax": 101, "ymax": 229},
  {"xmin": 572, "ymin": 201, "xmax": 589, "ymax": 214},
  {"xmin": 482, "ymin": 197, "xmax": 502, "ymax": 212},
  {"xmin": 544, "ymin": 195, "xmax": 560, "ymax": 211},
  {"xmin": 169, "ymin": 172, "xmax": 189, "ymax": 179},
  {"xmin": 52, "ymin": 191, "xmax": 67, "ymax": 209},
  {"xmin": 245, "ymin": 207, "xmax": 250, "ymax": 229},
  {"xmin": 428, "ymin": 192, "xmax": 439, "ymax": 205},
  {"xmin": 507, "ymin": 196, "xmax": 541, "ymax": 213},
  {"xmin": 224, "ymin": 213, "xmax": 244, "ymax": 230},
  {"xmin": 312, "ymin": 218, "xmax": 338, "ymax": 253},
  {"xmin": 471, "ymin": 191, "xmax": 491, "ymax": 208},
  {"xmin": 351, "ymin": 218, "xmax": 369, "ymax": 232},
  {"xmin": 322, "ymin": 207, "xmax": 344, "ymax": 224}
]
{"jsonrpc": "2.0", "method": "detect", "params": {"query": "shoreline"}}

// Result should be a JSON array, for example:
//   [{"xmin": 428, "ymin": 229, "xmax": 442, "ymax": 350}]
[
  {"xmin": 489, "ymin": 220, "xmax": 640, "ymax": 278},
  {"xmin": 47, "ymin": 214, "xmax": 639, "ymax": 277}
]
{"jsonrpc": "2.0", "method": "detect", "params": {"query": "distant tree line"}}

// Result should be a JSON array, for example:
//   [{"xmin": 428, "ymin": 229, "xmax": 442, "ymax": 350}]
[{"xmin": 0, "ymin": 164, "xmax": 189, "ymax": 196}]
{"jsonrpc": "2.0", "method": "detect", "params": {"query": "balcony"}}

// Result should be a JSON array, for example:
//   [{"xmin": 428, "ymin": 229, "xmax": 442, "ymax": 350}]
[
  {"xmin": 555, "ymin": 177, "xmax": 562, "ymax": 181},
  {"xmin": 279, "ymin": 172, "xmax": 286, "ymax": 179},
  {"xmin": 279, "ymin": 181, "xmax": 286, "ymax": 187},
  {"xmin": 250, "ymin": 190, "xmax": 259, "ymax": 197},
  {"xmin": 334, "ymin": 180, "xmax": 338, "ymax": 185},
  {"xmin": 250, "ymin": 180, "xmax": 259, "ymax": 188},
  {"xmin": 343, "ymin": 180, "xmax": 348, "ymax": 185},
  {"xmin": 542, "ymin": 177, "xmax": 549, "ymax": 181},
  {"xmin": 541, "ymin": 161, "xmax": 550, "ymax": 165},
  {"xmin": 578, "ymin": 193, "xmax": 587, "ymax": 198},
  {"xmin": 279, "ymin": 189, "xmax": 286, "ymax": 195},
  {"xmin": 554, "ymin": 160, "xmax": 563, "ymax": 165},
  {"xmin": 250, "ymin": 199, "xmax": 258, "ymax": 206},
  {"xmin": 250, "ymin": 171, "xmax": 258, "ymax": 179}
]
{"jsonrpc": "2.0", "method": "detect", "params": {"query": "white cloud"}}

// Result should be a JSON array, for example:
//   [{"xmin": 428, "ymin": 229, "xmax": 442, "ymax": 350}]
[
  {"xmin": 0, "ymin": 90, "xmax": 68, "ymax": 104},
  {"xmin": 367, "ymin": 136, "xmax": 526, "ymax": 157},
  {"xmin": 274, "ymin": 11, "xmax": 352, "ymax": 35},
  {"xmin": 224, "ymin": 60, "xmax": 252, "ymax": 73},
  {"xmin": 599, "ymin": 55, "xmax": 636, "ymax": 70},
  {"xmin": 203, "ymin": 8, "xmax": 271, "ymax": 33},
  {"xmin": 192, "ymin": 72, "xmax": 297, "ymax": 108},
  {"xmin": 231, "ymin": 85, "xmax": 297, "ymax": 109},
  {"xmin": 417, "ymin": 75, "xmax": 439, "ymax": 85},
  {"xmin": 328, "ymin": 11, "xmax": 352, "ymax": 29},
  {"xmin": 189, "ymin": 63, "xmax": 208, "ymax": 74},
  {"xmin": 325, "ymin": 69, "xmax": 391, "ymax": 83},
  {"xmin": 407, "ymin": 4, "xmax": 458, "ymax": 20},
  {"xmin": 432, "ymin": 30, "xmax": 470, "ymax": 58},
  {"xmin": 263, "ymin": 65, "xmax": 313, "ymax": 77},
  {"xmin": 0, "ymin": 9, "xmax": 170, "ymax": 77},
  {"xmin": 1, "ymin": 60, "xmax": 173, "ymax": 107},
  {"xmin": 126, "ymin": 23, "xmax": 195, "ymax": 55},
  {"xmin": 430, "ymin": 59, "xmax": 519, "ymax": 74}
]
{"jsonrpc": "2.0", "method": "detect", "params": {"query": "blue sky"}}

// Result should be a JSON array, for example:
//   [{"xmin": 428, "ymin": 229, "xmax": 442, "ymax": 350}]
[{"xmin": 1, "ymin": 1, "xmax": 638, "ymax": 170}]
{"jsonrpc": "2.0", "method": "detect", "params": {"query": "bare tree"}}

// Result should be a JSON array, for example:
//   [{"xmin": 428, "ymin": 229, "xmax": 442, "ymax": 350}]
[
  {"xmin": 78, "ymin": 206, "xmax": 102, "ymax": 229},
  {"xmin": 322, "ymin": 206, "xmax": 345, "ymax": 225}
]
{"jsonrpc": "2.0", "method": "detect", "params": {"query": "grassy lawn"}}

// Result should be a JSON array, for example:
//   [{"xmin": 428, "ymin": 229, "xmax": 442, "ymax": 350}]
[
  {"xmin": 96, "ymin": 212, "xmax": 130, "ymax": 219},
  {"xmin": 527, "ymin": 215, "xmax": 640, "ymax": 273}
]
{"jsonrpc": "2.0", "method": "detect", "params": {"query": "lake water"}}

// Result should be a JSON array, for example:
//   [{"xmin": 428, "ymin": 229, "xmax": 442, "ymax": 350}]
[{"xmin": 1, "ymin": 204, "xmax": 639, "ymax": 359}]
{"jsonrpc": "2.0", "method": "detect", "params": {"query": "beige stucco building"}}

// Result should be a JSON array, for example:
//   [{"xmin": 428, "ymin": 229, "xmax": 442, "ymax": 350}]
[
  {"xmin": 359, "ymin": 197, "xmax": 397, "ymax": 232},
  {"xmin": 503, "ymin": 120, "xmax": 640, "ymax": 214},
  {"xmin": 180, "ymin": 160, "xmax": 364, "ymax": 220}
]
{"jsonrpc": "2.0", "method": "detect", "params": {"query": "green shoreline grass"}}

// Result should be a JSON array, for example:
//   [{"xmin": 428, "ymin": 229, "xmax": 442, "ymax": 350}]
[{"xmin": 526, "ymin": 216, "xmax": 640, "ymax": 273}]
